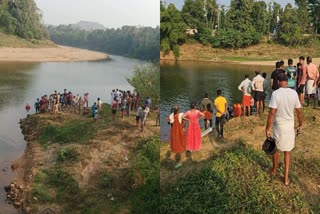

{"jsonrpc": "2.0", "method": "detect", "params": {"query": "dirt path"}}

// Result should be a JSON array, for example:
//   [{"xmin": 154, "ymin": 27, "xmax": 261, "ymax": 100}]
[{"xmin": 0, "ymin": 45, "xmax": 108, "ymax": 62}]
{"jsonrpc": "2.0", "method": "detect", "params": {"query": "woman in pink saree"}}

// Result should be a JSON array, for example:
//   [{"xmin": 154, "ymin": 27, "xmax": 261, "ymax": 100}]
[{"xmin": 183, "ymin": 102, "xmax": 204, "ymax": 151}]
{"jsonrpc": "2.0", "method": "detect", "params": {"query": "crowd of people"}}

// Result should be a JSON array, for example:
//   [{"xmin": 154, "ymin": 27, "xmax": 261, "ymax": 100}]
[
  {"xmin": 25, "ymin": 89, "xmax": 91, "ymax": 117},
  {"xmin": 110, "ymin": 88, "xmax": 158, "ymax": 132},
  {"xmin": 25, "ymin": 88, "xmax": 159, "ymax": 132},
  {"xmin": 167, "ymin": 56, "xmax": 319, "ymax": 184}
]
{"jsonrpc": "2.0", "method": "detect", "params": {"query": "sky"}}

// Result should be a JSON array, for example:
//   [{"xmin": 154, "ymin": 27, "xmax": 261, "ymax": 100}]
[
  {"xmin": 163, "ymin": 0, "xmax": 296, "ymax": 10},
  {"xmin": 34, "ymin": 0, "xmax": 160, "ymax": 28}
]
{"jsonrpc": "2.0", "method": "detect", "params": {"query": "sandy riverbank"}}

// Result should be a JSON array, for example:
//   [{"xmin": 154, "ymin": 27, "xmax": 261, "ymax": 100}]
[{"xmin": 0, "ymin": 45, "xmax": 108, "ymax": 62}]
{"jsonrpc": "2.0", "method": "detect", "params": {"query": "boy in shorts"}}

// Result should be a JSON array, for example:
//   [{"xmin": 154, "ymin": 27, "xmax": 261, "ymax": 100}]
[{"xmin": 111, "ymin": 98, "xmax": 118, "ymax": 120}]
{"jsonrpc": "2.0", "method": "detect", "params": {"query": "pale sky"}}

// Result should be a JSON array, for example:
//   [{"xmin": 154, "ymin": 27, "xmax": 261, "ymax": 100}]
[
  {"xmin": 34, "ymin": 0, "xmax": 160, "ymax": 28},
  {"xmin": 163, "ymin": 0, "xmax": 296, "ymax": 10}
]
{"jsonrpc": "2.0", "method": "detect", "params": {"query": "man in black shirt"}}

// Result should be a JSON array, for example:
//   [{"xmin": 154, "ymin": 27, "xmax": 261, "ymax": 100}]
[{"xmin": 271, "ymin": 61, "xmax": 285, "ymax": 91}]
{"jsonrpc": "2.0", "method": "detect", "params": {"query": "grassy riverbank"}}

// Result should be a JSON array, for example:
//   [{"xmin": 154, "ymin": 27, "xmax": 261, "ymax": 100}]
[
  {"xmin": 14, "ymin": 104, "xmax": 160, "ymax": 213},
  {"xmin": 160, "ymin": 42, "xmax": 320, "ymax": 65},
  {"xmin": 0, "ymin": 32, "xmax": 55, "ymax": 48},
  {"xmin": 160, "ymin": 107, "xmax": 320, "ymax": 213}
]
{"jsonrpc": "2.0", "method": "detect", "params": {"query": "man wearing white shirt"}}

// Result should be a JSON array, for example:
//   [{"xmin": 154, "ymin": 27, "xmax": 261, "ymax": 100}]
[
  {"xmin": 266, "ymin": 73, "xmax": 302, "ymax": 186},
  {"xmin": 252, "ymin": 71, "xmax": 265, "ymax": 116},
  {"xmin": 238, "ymin": 74, "xmax": 252, "ymax": 117}
]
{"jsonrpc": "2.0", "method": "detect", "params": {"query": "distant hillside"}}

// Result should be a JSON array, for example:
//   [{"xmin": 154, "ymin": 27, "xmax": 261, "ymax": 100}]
[
  {"xmin": 71, "ymin": 21, "xmax": 105, "ymax": 31},
  {"xmin": 47, "ymin": 25, "xmax": 160, "ymax": 61},
  {"xmin": 0, "ymin": 0, "xmax": 47, "ymax": 40}
]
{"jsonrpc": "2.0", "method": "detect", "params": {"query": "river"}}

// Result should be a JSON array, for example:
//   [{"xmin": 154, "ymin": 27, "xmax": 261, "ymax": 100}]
[
  {"xmin": 160, "ymin": 61, "xmax": 274, "ymax": 142},
  {"xmin": 0, "ymin": 55, "xmax": 142, "ymax": 213}
]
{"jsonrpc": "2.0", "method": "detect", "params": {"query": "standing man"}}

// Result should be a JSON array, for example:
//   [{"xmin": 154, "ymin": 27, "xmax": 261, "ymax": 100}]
[
  {"xmin": 262, "ymin": 72, "xmax": 268, "ymax": 112},
  {"xmin": 252, "ymin": 71, "xmax": 265, "ymax": 116},
  {"xmin": 270, "ymin": 62, "xmax": 284, "ymax": 91},
  {"xmin": 306, "ymin": 56, "xmax": 319, "ymax": 108},
  {"xmin": 285, "ymin": 59, "xmax": 297, "ymax": 90},
  {"xmin": 266, "ymin": 73, "xmax": 302, "ymax": 186},
  {"xmin": 298, "ymin": 56, "xmax": 307, "ymax": 105},
  {"xmin": 238, "ymin": 75, "xmax": 252, "ymax": 117},
  {"xmin": 214, "ymin": 90, "xmax": 227, "ymax": 138},
  {"xmin": 200, "ymin": 92, "xmax": 213, "ymax": 128},
  {"xmin": 34, "ymin": 98, "xmax": 40, "ymax": 114}
]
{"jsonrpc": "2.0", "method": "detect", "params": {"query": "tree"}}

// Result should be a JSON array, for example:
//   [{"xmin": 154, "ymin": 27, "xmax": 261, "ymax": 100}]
[
  {"xmin": 213, "ymin": 0, "xmax": 261, "ymax": 48},
  {"xmin": 160, "ymin": 2, "xmax": 187, "ymax": 58},
  {"xmin": 277, "ymin": 3, "xmax": 303, "ymax": 46},
  {"xmin": 127, "ymin": 64, "xmax": 160, "ymax": 103},
  {"xmin": 48, "ymin": 25, "xmax": 159, "ymax": 61},
  {"xmin": 251, "ymin": 1, "xmax": 268, "ymax": 35},
  {"xmin": 269, "ymin": 2, "xmax": 282, "ymax": 34},
  {"xmin": 0, "ymin": 0, "xmax": 47, "ymax": 39},
  {"xmin": 295, "ymin": 0, "xmax": 311, "ymax": 33},
  {"xmin": 308, "ymin": 0, "xmax": 320, "ymax": 34},
  {"xmin": 181, "ymin": 0, "xmax": 218, "ymax": 44}
]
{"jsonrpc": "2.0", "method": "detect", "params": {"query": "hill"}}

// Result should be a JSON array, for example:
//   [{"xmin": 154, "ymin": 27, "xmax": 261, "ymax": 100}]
[
  {"xmin": 0, "ymin": 32, "xmax": 54, "ymax": 48},
  {"xmin": 70, "ymin": 21, "xmax": 105, "ymax": 31}
]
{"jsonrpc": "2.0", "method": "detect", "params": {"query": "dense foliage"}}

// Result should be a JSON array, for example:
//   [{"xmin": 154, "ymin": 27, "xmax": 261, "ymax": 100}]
[
  {"xmin": 0, "ymin": 0, "xmax": 47, "ymax": 39},
  {"xmin": 160, "ymin": 2, "xmax": 187, "ymax": 58},
  {"xmin": 160, "ymin": 0, "xmax": 320, "ymax": 54},
  {"xmin": 127, "ymin": 63, "xmax": 160, "ymax": 103},
  {"xmin": 47, "ymin": 25, "xmax": 159, "ymax": 61}
]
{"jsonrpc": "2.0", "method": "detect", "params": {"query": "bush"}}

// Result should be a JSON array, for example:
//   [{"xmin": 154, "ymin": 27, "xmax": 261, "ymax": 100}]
[
  {"xmin": 213, "ymin": 28, "xmax": 262, "ymax": 49},
  {"xmin": 57, "ymin": 147, "xmax": 78, "ymax": 162}
]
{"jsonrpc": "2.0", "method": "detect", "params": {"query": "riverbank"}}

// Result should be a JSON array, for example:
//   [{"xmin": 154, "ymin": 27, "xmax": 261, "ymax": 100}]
[
  {"xmin": 7, "ymin": 105, "xmax": 159, "ymax": 213},
  {"xmin": 160, "ymin": 43, "xmax": 320, "ymax": 66},
  {"xmin": 160, "ymin": 107, "xmax": 320, "ymax": 212},
  {"xmin": 0, "ymin": 45, "xmax": 108, "ymax": 62}
]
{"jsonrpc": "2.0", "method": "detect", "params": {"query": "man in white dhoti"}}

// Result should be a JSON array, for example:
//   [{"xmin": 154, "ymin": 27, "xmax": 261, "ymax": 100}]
[{"xmin": 265, "ymin": 73, "xmax": 303, "ymax": 186}]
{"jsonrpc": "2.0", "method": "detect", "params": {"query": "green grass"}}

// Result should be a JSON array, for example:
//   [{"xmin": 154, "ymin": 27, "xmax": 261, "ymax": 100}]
[
  {"xmin": 32, "ymin": 168, "xmax": 80, "ymax": 205},
  {"xmin": 39, "ymin": 120, "xmax": 96, "ymax": 145},
  {"xmin": 57, "ymin": 147, "xmax": 78, "ymax": 163},
  {"xmin": 160, "ymin": 142, "xmax": 310, "ymax": 213},
  {"xmin": 222, "ymin": 56, "xmax": 277, "ymax": 61},
  {"xmin": 130, "ymin": 137, "xmax": 160, "ymax": 214}
]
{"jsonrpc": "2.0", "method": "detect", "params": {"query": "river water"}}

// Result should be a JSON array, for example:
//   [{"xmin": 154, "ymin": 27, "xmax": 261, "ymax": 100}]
[
  {"xmin": 0, "ymin": 55, "xmax": 142, "ymax": 213},
  {"xmin": 160, "ymin": 61, "xmax": 274, "ymax": 142}
]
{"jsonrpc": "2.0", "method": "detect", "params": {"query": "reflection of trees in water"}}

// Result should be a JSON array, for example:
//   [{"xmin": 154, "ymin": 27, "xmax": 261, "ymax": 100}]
[{"xmin": 0, "ymin": 62, "xmax": 40, "ymax": 110}]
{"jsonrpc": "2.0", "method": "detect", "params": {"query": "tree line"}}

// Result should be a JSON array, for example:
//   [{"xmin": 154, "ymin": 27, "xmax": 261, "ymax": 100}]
[
  {"xmin": 0, "ymin": 0, "xmax": 47, "ymax": 39},
  {"xmin": 47, "ymin": 25, "xmax": 160, "ymax": 61},
  {"xmin": 160, "ymin": 0, "xmax": 320, "ymax": 57}
]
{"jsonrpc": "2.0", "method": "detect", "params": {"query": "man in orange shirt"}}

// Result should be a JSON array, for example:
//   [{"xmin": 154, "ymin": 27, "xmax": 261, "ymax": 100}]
[{"xmin": 306, "ymin": 56, "xmax": 319, "ymax": 108}]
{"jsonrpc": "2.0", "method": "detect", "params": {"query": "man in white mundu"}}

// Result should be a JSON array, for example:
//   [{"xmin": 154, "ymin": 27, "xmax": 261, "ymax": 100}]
[{"xmin": 266, "ymin": 73, "xmax": 303, "ymax": 186}]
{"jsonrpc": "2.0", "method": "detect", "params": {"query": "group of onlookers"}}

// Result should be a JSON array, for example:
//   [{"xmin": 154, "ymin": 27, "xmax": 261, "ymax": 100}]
[
  {"xmin": 26, "ymin": 89, "xmax": 91, "ymax": 116},
  {"xmin": 167, "ymin": 56, "xmax": 319, "ymax": 183}
]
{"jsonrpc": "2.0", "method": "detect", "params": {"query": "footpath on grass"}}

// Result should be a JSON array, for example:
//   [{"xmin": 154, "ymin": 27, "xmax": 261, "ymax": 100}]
[
  {"xmin": 160, "ymin": 107, "xmax": 320, "ymax": 213},
  {"xmin": 6, "ymin": 104, "xmax": 159, "ymax": 213}
]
